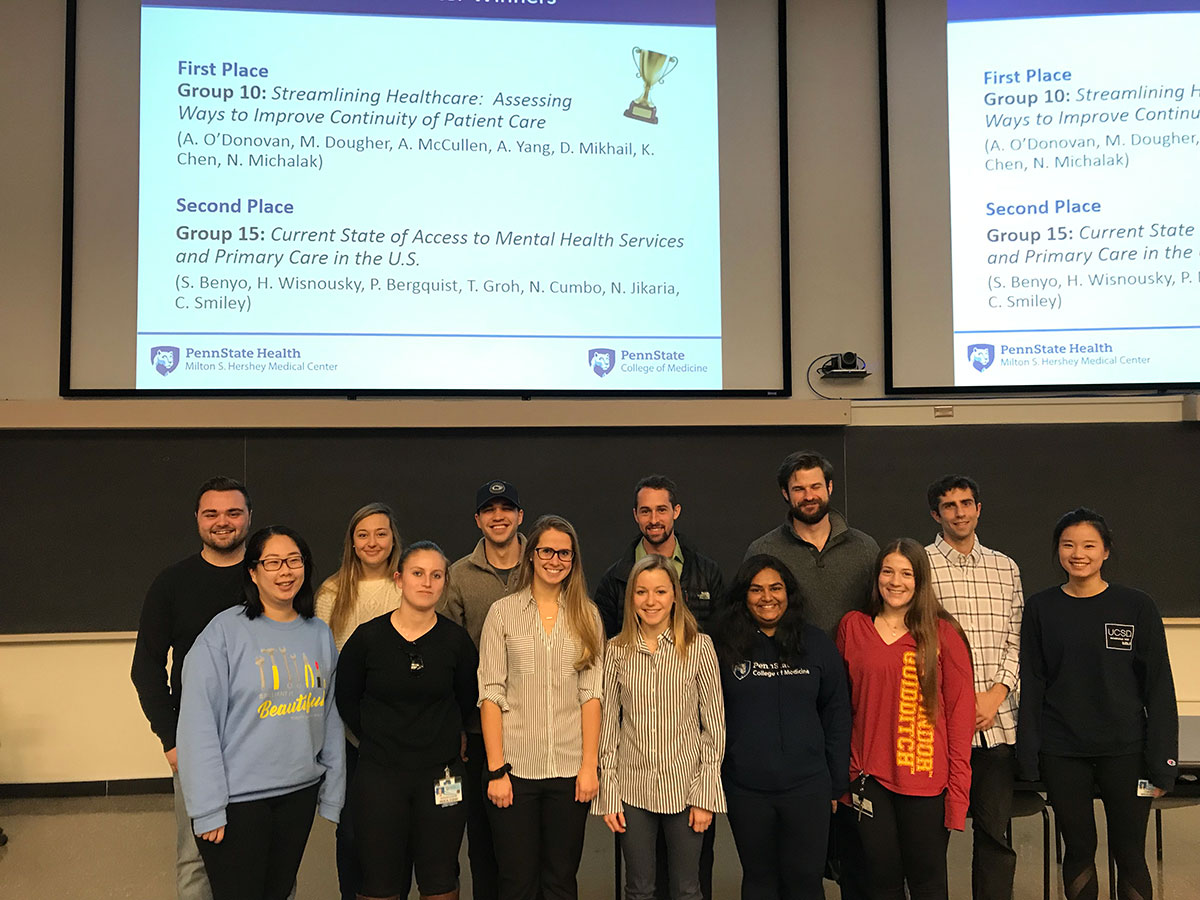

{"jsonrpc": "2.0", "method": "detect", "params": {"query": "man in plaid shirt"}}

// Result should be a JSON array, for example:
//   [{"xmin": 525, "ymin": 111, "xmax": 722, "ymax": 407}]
[{"xmin": 926, "ymin": 474, "xmax": 1023, "ymax": 900}]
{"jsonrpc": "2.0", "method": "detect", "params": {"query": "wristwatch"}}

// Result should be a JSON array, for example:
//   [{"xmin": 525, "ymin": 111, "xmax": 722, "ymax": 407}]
[{"xmin": 486, "ymin": 762, "xmax": 512, "ymax": 781}]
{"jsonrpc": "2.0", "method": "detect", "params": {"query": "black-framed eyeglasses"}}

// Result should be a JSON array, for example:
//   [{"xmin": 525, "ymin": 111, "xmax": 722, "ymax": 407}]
[
  {"xmin": 533, "ymin": 547, "xmax": 574, "ymax": 561},
  {"xmin": 257, "ymin": 556, "xmax": 304, "ymax": 572},
  {"xmin": 408, "ymin": 651, "xmax": 424, "ymax": 674}
]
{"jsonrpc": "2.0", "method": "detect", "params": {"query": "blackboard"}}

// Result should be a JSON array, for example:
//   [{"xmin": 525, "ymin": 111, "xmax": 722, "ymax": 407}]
[{"xmin": 1, "ymin": 422, "xmax": 1196, "ymax": 633}]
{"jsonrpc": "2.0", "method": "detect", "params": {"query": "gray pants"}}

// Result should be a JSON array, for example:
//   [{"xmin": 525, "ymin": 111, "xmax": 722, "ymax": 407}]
[
  {"xmin": 174, "ymin": 771, "xmax": 214, "ymax": 900},
  {"xmin": 621, "ymin": 805, "xmax": 703, "ymax": 900}
]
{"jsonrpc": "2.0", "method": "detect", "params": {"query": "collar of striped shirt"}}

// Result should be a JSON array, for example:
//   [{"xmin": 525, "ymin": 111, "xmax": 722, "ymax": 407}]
[{"xmin": 634, "ymin": 628, "xmax": 675, "ymax": 652}]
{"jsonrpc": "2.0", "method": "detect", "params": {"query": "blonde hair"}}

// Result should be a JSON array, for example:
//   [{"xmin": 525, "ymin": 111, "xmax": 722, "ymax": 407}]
[
  {"xmin": 515, "ymin": 515, "xmax": 602, "ymax": 670},
  {"xmin": 613, "ymin": 554, "xmax": 698, "ymax": 658},
  {"xmin": 320, "ymin": 502, "xmax": 402, "ymax": 641}
]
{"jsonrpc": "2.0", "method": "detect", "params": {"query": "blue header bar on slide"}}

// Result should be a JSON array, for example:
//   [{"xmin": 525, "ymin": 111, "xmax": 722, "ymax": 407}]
[
  {"xmin": 145, "ymin": 0, "xmax": 716, "ymax": 26},
  {"xmin": 948, "ymin": 1, "xmax": 1200, "ymax": 21}
]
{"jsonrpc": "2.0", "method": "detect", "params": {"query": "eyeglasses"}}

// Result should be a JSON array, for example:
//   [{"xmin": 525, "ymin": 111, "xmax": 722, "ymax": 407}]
[
  {"xmin": 257, "ymin": 556, "xmax": 304, "ymax": 572},
  {"xmin": 533, "ymin": 547, "xmax": 574, "ymax": 562},
  {"xmin": 408, "ymin": 651, "xmax": 424, "ymax": 674}
]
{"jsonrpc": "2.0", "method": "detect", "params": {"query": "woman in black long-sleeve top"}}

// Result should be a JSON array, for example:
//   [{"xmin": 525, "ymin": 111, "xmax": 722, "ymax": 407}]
[
  {"xmin": 713, "ymin": 554, "xmax": 850, "ymax": 900},
  {"xmin": 1017, "ymin": 508, "xmax": 1177, "ymax": 900},
  {"xmin": 336, "ymin": 541, "xmax": 478, "ymax": 900}
]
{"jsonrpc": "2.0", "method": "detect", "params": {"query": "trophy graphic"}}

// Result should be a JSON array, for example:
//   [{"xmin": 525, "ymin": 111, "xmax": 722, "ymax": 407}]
[{"xmin": 624, "ymin": 47, "xmax": 678, "ymax": 125}]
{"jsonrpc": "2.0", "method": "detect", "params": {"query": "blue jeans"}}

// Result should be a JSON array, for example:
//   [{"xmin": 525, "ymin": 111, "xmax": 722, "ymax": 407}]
[{"xmin": 621, "ymin": 805, "xmax": 703, "ymax": 900}]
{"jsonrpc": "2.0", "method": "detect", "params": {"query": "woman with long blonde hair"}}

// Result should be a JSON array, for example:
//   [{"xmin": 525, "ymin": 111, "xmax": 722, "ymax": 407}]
[
  {"xmin": 595, "ymin": 554, "xmax": 724, "ymax": 900},
  {"xmin": 316, "ymin": 502, "xmax": 403, "ymax": 650},
  {"xmin": 315, "ymin": 502, "xmax": 403, "ymax": 900},
  {"xmin": 477, "ymin": 515, "xmax": 604, "ymax": 900}
]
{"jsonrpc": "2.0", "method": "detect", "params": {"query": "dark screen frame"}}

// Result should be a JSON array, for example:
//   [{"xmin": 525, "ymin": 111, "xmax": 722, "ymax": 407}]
[
  {"xmin": 878, "ymin": 0, "xmax": 1199, "ymax": 397},
  {"xmin": 59, "ymin": 0, "xmax": 793, "ymax": 399}
]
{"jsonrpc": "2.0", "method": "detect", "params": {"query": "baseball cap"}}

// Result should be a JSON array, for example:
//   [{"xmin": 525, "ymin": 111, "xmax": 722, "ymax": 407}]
[{"xmin": 476, "ymin": 480, "xmax": 521, "ymax": 512}]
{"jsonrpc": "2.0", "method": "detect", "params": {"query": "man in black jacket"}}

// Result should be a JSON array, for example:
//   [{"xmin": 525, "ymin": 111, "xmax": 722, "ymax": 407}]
[
  {"xmin": 594, "ymin": 474, "xmax": 724, "ymax": 637},
  {"xmin": 593, "ymin": 474, "xmax": 725, "ymax": 900}
]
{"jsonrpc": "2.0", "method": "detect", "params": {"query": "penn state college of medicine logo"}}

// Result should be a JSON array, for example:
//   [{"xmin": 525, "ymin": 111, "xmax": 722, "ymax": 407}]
[
  {"xmin": 967, "ymin": 343, "xmax": 995, "ymax": 372},
  {"xmin": 732, "ymin": 660, "xmax": 751, "ymax": 681},
  {"xmin": 151, "ymin": 345, "xmax": 180, "ymax": 376},
  {"xmin": 588, "ymin": 348, "xmax": 615, "ymax": 377}
]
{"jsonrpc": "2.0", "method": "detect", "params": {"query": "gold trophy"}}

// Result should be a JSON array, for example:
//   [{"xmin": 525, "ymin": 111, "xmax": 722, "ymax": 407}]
[{"xmin": 624, "ymin": 47, "xmax": 678, "ymax": 124}]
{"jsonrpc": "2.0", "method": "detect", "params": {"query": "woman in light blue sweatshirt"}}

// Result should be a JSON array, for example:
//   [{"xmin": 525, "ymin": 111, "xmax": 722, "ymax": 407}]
[{"xmin": 179, "ymin": 525, "xmax": 345, "ymax": 900}]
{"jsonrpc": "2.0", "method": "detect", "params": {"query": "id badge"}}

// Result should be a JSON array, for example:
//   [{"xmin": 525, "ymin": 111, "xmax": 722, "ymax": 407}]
[
  {"xmin": 435, "ymin": 767, "xmax": 464, "ymax": 807},
  {"xmin": 1136, "ymin": 779, "xmax": 1157, "ymax": 798},
  {"xmin": 851, "ymin": 792, "xmax": 874, "ymax": 819}
]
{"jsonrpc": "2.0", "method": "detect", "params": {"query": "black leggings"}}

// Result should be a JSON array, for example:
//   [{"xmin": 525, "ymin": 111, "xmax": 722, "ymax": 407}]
[
  {"xmin": 195, "ymin": 783, "xmax": 319, "ymax": 900},
  {"xmin": 1041, "ymin": 753, "xmax": 1153, "ymax": 900},
  {"xmin": 854, "ymin": 778, "xmax": 949, "ymax": 900},
  {"xmin": 724, "ymin": 782, "xmax": 830, "ymax": 900},
  {"xmin": 351, "ymin": 757, "xmax": 468, "ymax": 898},
  {"xmin": 335, "ymin": 739, "xmax": 360, "ymax": 900}
]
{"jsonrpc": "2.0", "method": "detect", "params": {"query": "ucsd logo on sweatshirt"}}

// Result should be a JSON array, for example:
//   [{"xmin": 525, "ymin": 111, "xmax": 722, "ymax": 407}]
[
  {"xmin": 896, "ymin": 649, "xmax": 936, "ymax": 776},
  {"xmin": 254, "ymin": 645, "xmax": 328, "ymax": 719}
]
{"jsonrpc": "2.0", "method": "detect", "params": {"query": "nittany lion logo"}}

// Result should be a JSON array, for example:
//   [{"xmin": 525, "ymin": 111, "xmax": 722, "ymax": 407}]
[
  {"xmin": 588, "ymin": 348, "xmax": 615, "ymax": 377},
  {"xmin": 732, "ymin": 660, "xmax": 751, "ymax": 681},
  {"xmin": 151, "ymin": 345, "xmax": 180, "ymax": 376},
  {"xmin": 967, "ymin": 343, "xmax": 995, "ymax": 372}
]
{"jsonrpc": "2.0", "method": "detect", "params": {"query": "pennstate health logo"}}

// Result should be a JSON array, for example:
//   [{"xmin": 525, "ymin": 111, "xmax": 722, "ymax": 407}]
[
  {"xmin": 151, "ymin": 345, "xmax": 181, "ymax": 376},
  {"xmin": 588, "ymin": 348, "xmax": 615, "ymax": 377},
  {"xmin": 967, "ymin": 343, "xmax": 995, "ymax": 372}
]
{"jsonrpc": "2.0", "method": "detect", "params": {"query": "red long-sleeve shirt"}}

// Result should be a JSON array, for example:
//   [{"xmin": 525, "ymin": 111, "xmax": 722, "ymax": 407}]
[{"xmin": 836, "ymin": 611, "xmax": 974, "ymax": 831}]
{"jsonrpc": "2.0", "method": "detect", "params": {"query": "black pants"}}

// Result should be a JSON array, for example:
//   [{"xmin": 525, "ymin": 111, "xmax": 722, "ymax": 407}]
[
  {"xmin": 335, "ymin": 739, "xmax": 360, "ymax": 900},
  {"xmin": 654, "ymin": 819, "xmax": 716, "ymax": 900},
  {"xmin": 351, "ymin": 757, "xmax": 468, "ymax": 898},
  {"xmin": 1041, "ymin": 753, "xmax": 1153, "ymax": 900},
  {"xmin": 464, "ymin": 731, "xmax": 500, "ymax": 900},
  {"xmin": 487, "ymin": 775, "xmax": 588, "ymax": 900},
  {"xmin": 969, "ymin": 743, "xmax": 1016, "ymax": 900},
  {"xmin": 195, "ymin": 783, "xmax": 319, "ymax": 900},
  {"xmin": 831, "ymin": 802, "xmax": 870, "ymax": 900},
  {"xmin": 855, "ymin": 778, "xmax": 949, "ymax": 900},
  {"xmin": 724, "ymin": 782, "xmax": 830, "ymax": 900}
]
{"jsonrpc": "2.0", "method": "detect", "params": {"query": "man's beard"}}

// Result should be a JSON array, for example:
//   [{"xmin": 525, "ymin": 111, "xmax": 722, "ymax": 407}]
[
  {"xmin": 202, "ymin": 529, "xmax": 247, "ymax": 553},
  {"xmin": 641, "ymin": 525, "xmax": 674, "ymax": 547},
  {"xmin": 790, "ymin": 498, "xmax": 829, "ymax": 526}
]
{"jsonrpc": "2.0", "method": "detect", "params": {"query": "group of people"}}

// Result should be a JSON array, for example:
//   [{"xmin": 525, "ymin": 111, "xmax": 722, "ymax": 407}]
[{"xmin": 130, "ymin": 450, "xmax": 1179, "ymax": 900}]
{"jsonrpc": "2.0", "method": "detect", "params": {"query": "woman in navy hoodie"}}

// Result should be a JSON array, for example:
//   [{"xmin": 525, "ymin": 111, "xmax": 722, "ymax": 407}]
[{"xmin": 712, "ymin": 554, "xmax": 850, "ymax": 900}]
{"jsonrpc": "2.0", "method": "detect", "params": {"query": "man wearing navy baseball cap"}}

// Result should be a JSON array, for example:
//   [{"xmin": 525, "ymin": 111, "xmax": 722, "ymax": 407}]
[{"xmin": 440, "ymin": 479, "xmax": 526, "ymax": 900}]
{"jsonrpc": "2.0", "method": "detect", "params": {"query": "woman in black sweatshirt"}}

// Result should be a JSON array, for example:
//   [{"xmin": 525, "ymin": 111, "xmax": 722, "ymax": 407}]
[
  {"xmin": 336, "ymin": 541, "xmax": 479, "ymax": 900},
  {"xmin": 1017, "ymin": 508, "xmax": 1178, "ymax": 900},
  {"xmin": 712, "ymin": 554, "xmax": 850, "ymax": 900}
]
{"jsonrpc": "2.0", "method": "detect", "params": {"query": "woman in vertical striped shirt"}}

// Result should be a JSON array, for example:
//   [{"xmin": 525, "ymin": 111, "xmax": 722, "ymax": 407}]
[
  {"xmin": 477, "ymin": 515, "xmax": 604, "ymax": 900},
  {"xmin": 594, "ymin": 553, "xmax": 725, "ymax": 900}
]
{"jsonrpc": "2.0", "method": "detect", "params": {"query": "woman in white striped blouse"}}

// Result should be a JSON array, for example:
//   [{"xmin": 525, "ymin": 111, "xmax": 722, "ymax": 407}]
[
  {"xmin": 477, "ymin": 514, "xmax": 604, "ymax": 900},
  {"xmin": 594, "ymin": 553, "xmax": 726, "ymax": 900}
]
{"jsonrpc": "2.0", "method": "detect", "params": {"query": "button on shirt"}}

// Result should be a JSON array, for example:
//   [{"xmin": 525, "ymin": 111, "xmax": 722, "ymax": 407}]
[
  {"xmin": 926, "ymin": 533, "xmax": 1023, "ymax": 748},
  {"xmin": 477, "ymin": 589, "xmax": 604, "ymax": 780},
  {"xmin": 595, "ymin": 630, "xmax": 726, "ymax": 816}
]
